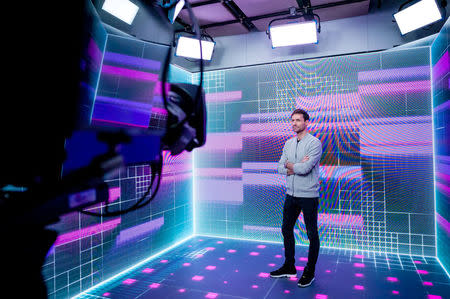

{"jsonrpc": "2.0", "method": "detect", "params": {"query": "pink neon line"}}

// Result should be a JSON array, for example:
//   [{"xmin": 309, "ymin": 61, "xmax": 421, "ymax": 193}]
[
  {"xmin": 358, "ymin": 80, "xmax": 430, "ymax": 95},
  {"xmin": 108, "ymin": 187, "xmax": 121, "ymax": 203},
  {"xmin": 153, "ymin": 82, "xmax": 171, "ymax": 96},
  {"xmin": 91, "ymin": 118, "xmax": 149, "ymax": 128},
  {"xmin": 205, "ymin": 91, "xmax": 242, "ymax": 102},
  {"xmin": 102, "ymin": 65, "xmax": 159, "ymax": 82},
  {"xmin": 196, "ymin": 168, "xmax": 243, "ymax": 177},
  {"xmin": 436, "ymin": 181, "xmax": 450, "ymax": 197},
  {"xmin": 54, "ymin": 218, "xmax": 121, "ymax": 246},
  {"xmin": 151, "ymin": 107, "xmax": 168, "ymax": 115},
  {"xmin": 436, "ymin": 213, "xmax": 450, "ymax": 236}
]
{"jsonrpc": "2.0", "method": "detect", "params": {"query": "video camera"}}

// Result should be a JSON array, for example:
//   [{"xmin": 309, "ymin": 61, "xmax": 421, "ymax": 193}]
[{"xmin": 0, "ymin": 0, "xmax": 206, "ymax": 296}]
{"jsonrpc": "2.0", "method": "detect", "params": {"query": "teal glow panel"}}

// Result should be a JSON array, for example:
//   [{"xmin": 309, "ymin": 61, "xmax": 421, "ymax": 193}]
[
  {"xmin": 194, "ymin": 48, "xmax": 435, "ymax": 256},
  {"xmin": 431, "ymin": 18, "xmax": 450, "ymax": 274}
]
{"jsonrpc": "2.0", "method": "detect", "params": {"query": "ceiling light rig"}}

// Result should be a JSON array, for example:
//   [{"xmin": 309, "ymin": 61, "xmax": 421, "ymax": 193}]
[{"xmin": 266, "ymin": 5, "xmax": 321, "ymax": 48}]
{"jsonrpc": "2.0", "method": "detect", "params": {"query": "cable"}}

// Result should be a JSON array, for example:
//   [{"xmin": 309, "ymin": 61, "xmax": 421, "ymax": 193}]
[{"xmin": 79, "ymin": 153, "xmax": 163, "ymax": 217}]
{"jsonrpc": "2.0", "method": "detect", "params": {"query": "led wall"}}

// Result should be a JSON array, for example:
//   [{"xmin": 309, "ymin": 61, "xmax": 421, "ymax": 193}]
[
  {"xmin": 432, "ymin": 18, "xmax": 450, "ymax": 273},
  {"xmin": 194, "ymin": 47, "xmax": 435, "ymax": 256},
  {"xmin": 43, "ymin": 35, "xmax": 193, "ymax": 298}
]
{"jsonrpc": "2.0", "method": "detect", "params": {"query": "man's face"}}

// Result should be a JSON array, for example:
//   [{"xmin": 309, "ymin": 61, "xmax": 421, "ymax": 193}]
[{"xmin": 291, "ymin": 113, "xmax": 308, "ymax": 133}]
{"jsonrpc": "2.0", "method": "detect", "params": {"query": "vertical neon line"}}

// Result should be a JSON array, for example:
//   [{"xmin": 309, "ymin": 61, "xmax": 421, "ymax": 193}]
[
  {"xmin": 429, "ymin": 45, "xmax": 438, "ymax": 258},
  {"xmin": 90, "ymin": 33, "xmax": 108, "ymax": 124},
  {"xmin": 193, "ymin": 149, "xmax": 196, "ymax": 235},
  {"xmin": 192, "ymin": 71, "xmax": 197, "ymax": 236}
]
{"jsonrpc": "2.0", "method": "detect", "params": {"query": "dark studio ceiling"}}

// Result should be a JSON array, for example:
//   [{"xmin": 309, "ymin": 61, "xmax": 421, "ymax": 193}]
[{"xmin": 174, "ymin": 0, "xmax": 372, "ymax": 37}]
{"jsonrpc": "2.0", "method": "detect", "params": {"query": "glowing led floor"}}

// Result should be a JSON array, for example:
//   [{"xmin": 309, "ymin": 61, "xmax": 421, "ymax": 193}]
[{"xmin": 75, "ymin": 236, "xmax": 449, "ymax": 298}]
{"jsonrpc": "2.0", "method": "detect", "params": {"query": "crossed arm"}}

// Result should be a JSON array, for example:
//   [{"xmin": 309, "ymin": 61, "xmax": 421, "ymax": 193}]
[{"xmin": 277, "ymin": 140, "xmax": 322, "ymax": 176}]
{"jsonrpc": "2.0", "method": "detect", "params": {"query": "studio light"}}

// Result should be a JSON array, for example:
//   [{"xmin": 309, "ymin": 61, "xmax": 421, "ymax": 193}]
[
  {"xmin": 269, "ymin": 21, "xmax": 318, "ymax": 48},
  {"xmin": 175, "ymin": 36, "xmax": 215, "ymax": 60},
  {"xmin": 102, "ymin": 0, "xmax": 139, "ymax": 25},
  {"xmin": 394, "ymin": 0, "xmax": 442, "ymax": 35},
  {"xmin": 168, "ymin": 0, "xmax": 185, "ymax": 24}
]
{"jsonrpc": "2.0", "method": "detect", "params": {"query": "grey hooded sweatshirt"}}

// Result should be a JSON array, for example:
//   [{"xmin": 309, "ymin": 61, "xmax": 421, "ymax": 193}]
[{"xmin": 277, "ymin": 133, "xmax": 322, "ymax": 198}]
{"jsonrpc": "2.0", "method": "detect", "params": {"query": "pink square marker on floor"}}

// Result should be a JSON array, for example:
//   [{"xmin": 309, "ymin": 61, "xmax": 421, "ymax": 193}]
[
  {"xmin": 417, "ymin": 269, "xmax": 429, "ymax": 275},
  {"xmin": 354, "ymin": 263, "xmax": 365, "ymax": 268},
  {"xmin": 275, "ymin": 255, "xmax": 282, "ymax": 258},
  {"xmin": 325, "ymin": 270, "xmax": 331, "ymax": 273},
  {"xmin": 228, "ymin": 249, "xmax": 236, "ymax": 253},
  {"xmin": 289, "ymin": 277, "xmax": 297, "ymax": 281},
  {"xmin": 160, "ymin": 259, "xmax": 168, "ymax": 263},
  {"xmin": 122, "ymin": 278, "xmax": 136, "ymax": 285},
  {"xmin": 423, "ymin": 281, "xmax": 433, "ymax": 286},
  {"xmin": 392, "ymin": 290, "xmax": 399, "ymax": 295},
  {"xmin": 196, "ymin": 254, "xmax": 204, "ymax": 258},
  {"xmin": 183, "ymin": 263, "xmax": 191, "ymax": 267},
  {"xmin": 299, "ymin": 257, "xmax": 308, "ymax": 261},
  {"xmin": 268, "ymin": 263, "xmax": 276, "ymax": 267},
  {"xmin": 224, "ymin": 281, "xmax": 228, "ymax": 284},
  {"xmin": 192, "ymin": 275, "xmax": 204, "ymax": 281},
  {"xmin": 258, "ymin": 272, "xmax": 270, "ymax": 278},
  {"xmin": 205, "ymin": 265, "xmax": 216, "ymax": 270},
  {"xmin": 428, "ymin": 295, "xmax": 442, "ymax": 299},
  {"xmin": 257, "ymin": 245, "xmax": 266, "ymax": 249},
  {"xmin": 142, "ymin": 268, "xmax": 154, "ymax": 273},
  {"xmin": 149, "ymin": 283, "xmax": 160, "ymax": 288},
  {"xmin": 414, "ymin": 260, "xmax": 422, "ymax": 264},
  {"xmin": 179, "ymin": 289, "xmax": 186, "ymax": 293},
  {"xmin": 217, "ymin": 241, "xmax": 223, "ymax": 244},
  {"xmin": 205, "ymin": 292, "xmax": 218, "ymax": 298},
  {"xmin": 103, "ymin": 293, "xmax": 111, "ymax": 297},
  {"xmin": 284, "ymin": 290, "xmax": 290, "ymax": 294},
  {"xmin": 219, "ymin": 257, "xmax": 225, "ymax": 261},
  {"xmin": 354, "ymin": 254, "xmax": 364, "ymax": 259},
  {"xmin": 316, "ymin": 295, "xmax": 328, "ymax": 299},
  {"xmin": 252, "ymin": 285, "xmax": 258, "ymax": 289},
  {"xmin": 206, "ymin": 247, "xmax": 215, "ymax": 251},
  {"xmin": 296, "ymin": 266, "xmax": 304, "ymax": 271},
  {"xmin": 387, "ymin": 277, "xmax": 398, "ymax": 282},
  {"xmin": 354, "ymin": 285, "xmax": 364, "ymax": 290},
  {"xmin": 250, "ymin": 252, "xmax": 259, "ymax": 256},
  {"xmin": 355, "ymin": 273, "xmax": 364, "ymax": 278}
]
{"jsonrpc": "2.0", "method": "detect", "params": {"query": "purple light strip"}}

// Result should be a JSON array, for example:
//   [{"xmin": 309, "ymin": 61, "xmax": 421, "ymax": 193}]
[
  {"xmin": 197, "ymin": 133, "xmax": 242, "ymax": 150},
  {"xmin": 116, "ymin": 217, "xmax": 164, "ymax": 246},
  {"xmin": 102, "ymin": 65, "xmax": 159, "ymax": 82},
  {"xmin": 205, "ymin": 91, "xmax": 242, "ymax": 102},
  {"xmin": 54, "ymin": 218, "xmax": 121, "ymax": 246},
  {"xmin": 87, "ymin": 38, "xmax": 103, "ymax": 65},
  {"xmin": 433, "ymin": 99, "xmax": 450, "ymax": 113},
  {"xmin": 358, "ymin": 80, "xmax": 430, "ymax": 95},
  {"xmin": 103, "ymin": 52, "xmax": 161, "ymax": 71},
  {"xmin": 91, "ymin": 118, "xmax": 149, "ymax": 128},
  {"xmin": 243, "ymin": 212, "xmax": 364, "ymax": 231},
  {"xmin": 95, "ymin": 96, "xmax": 153, "ymax": 110},
  {"xmin": 358, "ymin": 66, "xmax": 430, "ymax": 82},
  {"xmin": 433, "ymin": 51, "xmax": 449, "ymax": 80}
]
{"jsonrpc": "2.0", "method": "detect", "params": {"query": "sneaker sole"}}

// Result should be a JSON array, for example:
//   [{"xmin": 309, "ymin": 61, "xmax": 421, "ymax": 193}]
[
  {"xmin": 298, "ymin": 277, "xmax": 315, "ymax": 287},
  {"xmin": 270, "ymin": 274, "xmax": 297, "ymax": 278}
]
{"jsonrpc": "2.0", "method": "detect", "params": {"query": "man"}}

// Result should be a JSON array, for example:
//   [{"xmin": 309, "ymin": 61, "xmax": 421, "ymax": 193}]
[{"xmin": 270, "ymin": 108, "xmax": 322, "ymax": 288}]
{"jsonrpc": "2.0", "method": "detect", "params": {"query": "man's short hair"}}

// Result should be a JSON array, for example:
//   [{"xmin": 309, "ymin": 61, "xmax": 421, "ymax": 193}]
[{"xmin": 291, "ymin": 109, "xmax": 309, "ymax": 121}]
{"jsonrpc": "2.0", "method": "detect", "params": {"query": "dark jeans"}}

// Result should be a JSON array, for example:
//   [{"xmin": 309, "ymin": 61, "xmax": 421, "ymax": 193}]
[{"xmin": 282, "ymin": 194, "xmax": 320, "ymax": 273}]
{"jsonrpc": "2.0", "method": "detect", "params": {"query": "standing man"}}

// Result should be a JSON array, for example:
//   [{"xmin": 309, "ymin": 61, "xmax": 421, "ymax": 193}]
[{"xmin": 270, "ymin": 109, "xmax": 322, "ymax": 288}]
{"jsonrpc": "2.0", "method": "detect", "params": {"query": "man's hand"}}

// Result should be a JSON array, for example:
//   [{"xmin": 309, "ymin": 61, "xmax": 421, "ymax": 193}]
[
  {"xmin": 285, "ymin": 161, "xmax": 294, "ymax": 175},
  {"xmin": 285, "ymin": 161, "xmax": 294, "ymax": 170},
  {"xmin": 301, "ymin": 156, "xmax": 309, "ymax": 162}
]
